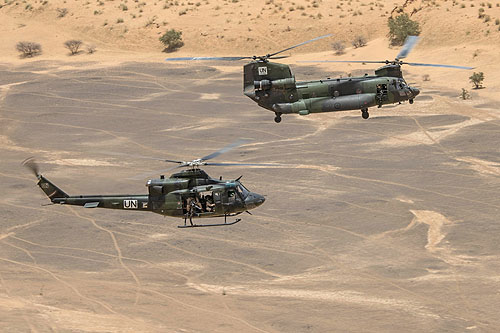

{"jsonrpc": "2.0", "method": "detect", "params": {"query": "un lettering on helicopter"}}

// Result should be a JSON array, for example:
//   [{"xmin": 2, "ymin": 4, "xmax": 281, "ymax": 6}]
[{"xmin": 123, "ymin": 199, "xmax": 138, "ymax": 209}]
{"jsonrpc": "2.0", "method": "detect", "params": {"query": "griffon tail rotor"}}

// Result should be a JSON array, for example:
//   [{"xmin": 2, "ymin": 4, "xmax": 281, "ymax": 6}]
[{"xmin": 22, "ymin": 157, "xmax": 40, "ymax": 177}]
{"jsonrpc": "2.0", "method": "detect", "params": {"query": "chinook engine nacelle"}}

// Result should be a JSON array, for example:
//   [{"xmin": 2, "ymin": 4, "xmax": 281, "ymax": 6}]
[
  {"xmin": 244, "ymin": 61, "xmax": 294, "ymax": 94},
  {"xmin": 375, "ymin": 64, "xmax": 403, "ymax": 78},
  {"xmin": 253, "ymin": 77, "xmax": 296, "ymax": 91}
]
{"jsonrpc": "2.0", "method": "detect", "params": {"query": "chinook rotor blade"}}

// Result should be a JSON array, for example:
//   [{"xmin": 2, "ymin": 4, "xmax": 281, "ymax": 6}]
[
  {"xmin": 299, "ymin": 59, "xmax": 473, "ymax": 70},
  {"xmin": 395, "ymin": 36, "xmax": 419, "ymax": 60},
  {"xmin": 267, "ymin": 34, "xmax": 333, "ymax": 58},
  {"xmin": 299, "ymin": 35, "xmax": 471, "ymax": 70},
  {"xmin": 403, "ymin": 62, "xmax": 474, "ymax": 70},
  {"xmin": 298, "ymin": 60, "xmax": 388, "ymax": 64},
  {"xmin": 266, "ymin": 55, "xmax": 289, "ymax": 60},
  {"xmin": 165, "ymin": 35, "xmax": 331, "ymax": 62},
  {"xmin": 22, "ymin": 157, "xmax": 40, "ymax": 177},
  {"xmin": 200, "ymin": 139, "xmax": 250, "ymax": 161},
  {"xmin": 165, "ymin": 56, "xmax": 253, "ymax": 61}
]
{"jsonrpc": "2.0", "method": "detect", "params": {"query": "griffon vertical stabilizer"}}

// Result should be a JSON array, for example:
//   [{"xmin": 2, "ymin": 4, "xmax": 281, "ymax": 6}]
[
  {"xmin": 22, "ymin": 157, "xmax": 69, "ymax": 201},
  {"xmin": 37, "ymin": 175, "xmax": 69, "ymax": 201}
]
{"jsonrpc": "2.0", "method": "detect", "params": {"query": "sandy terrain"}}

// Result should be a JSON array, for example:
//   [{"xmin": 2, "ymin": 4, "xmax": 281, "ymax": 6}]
[{"xmin": 1, "ymin": 0, "xmax": 500, "ymax": 332}]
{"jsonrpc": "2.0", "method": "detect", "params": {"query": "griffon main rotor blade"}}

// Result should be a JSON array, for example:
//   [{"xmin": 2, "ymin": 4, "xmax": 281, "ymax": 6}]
[
  {"xmin": 163, "ymin": 159, "xmax": 185, "ymax": 164},
  {"xmin": 267, "ymin": 34, "xmax": 333, "ymax": 58},
  {"xmin": 204, "ymin": 162, "xmax": 279, "ymax": 167},
  {"xmin": 102, "ymin": 151, "xmax": 176, "ymax": 162},
  {"xmin": 403, "ymin": 62, "xmax": 474, "ymax": 70},
  {"xmin": 129, "ymin": 164, "xmax": 185, "ymax": 180},
  {"xmin": 200, "ymin": 139, "xmax": 250, "ymax": 162},
  {"xmin": 395, "ymin": 36, "xmax": 419, "ymax": 60},
  {"xmin": 165, "ymin": 56, "xmax": 252, "ymax": 61}
]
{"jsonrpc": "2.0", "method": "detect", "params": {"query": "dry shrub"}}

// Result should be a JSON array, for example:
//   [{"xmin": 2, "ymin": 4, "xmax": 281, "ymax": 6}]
[
  {"xmin": 16, "ymin": 41, "xmax": 42, "ymax": 58},
  {"xmin": 64, "ymin": 40, "xmax": 83, "ymax": 55}
]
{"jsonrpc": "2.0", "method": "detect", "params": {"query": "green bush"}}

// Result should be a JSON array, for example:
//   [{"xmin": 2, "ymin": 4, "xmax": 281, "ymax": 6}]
[
  {"xmin": 469, "ymin": 72, "xmax": 484, "ymax": 89},
  {"xmin": 460, "ymin": 88, "xmax": 471, "ymax": 100},
  {"xmin": 387, "ymin": 13, "xmax": 421, "ymax": 46},
  {"xmin": 159, "ymin": 29, "xmax": 184, "ymax": 52}
]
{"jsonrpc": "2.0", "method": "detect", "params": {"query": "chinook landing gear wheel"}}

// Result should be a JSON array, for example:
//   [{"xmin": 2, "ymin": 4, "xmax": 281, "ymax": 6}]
[
  {"xmin": 274, "ymin": 112, "xmax": 282, "ymax": 123},
  {"xmin": 409, "ymin": 99, "xmax": 414, "ymax": 104},
  {"xmin": 361, "ymin": 109, "xmax": 369, "ymax": 120}
]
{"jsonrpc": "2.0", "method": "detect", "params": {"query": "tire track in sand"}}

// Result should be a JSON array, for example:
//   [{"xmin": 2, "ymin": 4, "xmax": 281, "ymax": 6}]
[{"xmin": 66, "ymin": 206, "xmax": 143, "ymax": 306}]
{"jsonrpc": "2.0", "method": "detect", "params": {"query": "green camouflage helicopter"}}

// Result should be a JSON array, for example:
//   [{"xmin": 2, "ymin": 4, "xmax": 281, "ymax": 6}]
[
  {"xmin": 23, "ymin": 141, "xmax": 268, "ymax": 228},
  {"xmin": 166, "ymin": 35, "xmax": 472, "ymax": 123}
]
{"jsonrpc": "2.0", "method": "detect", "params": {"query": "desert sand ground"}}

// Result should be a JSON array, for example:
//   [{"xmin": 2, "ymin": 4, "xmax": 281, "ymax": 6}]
[{"xmin": 1, "ymin": 0, "xmax": 500, "ymax": 332}]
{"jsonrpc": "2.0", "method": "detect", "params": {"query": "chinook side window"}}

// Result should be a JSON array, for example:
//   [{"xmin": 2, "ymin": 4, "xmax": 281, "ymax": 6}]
[{"xmin": 377, "ymin": 84, "xmax": 388, "ymax": 94}]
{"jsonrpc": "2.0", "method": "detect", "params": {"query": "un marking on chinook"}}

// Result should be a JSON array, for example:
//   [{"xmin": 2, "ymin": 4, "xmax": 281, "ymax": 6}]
[
  {"xmin": 124, "ymin": 200, "xmax": 138, "ymax": 209},
  {"xmin": 258, "ymin": 67, "xmax": 268, "ymax": 76}
]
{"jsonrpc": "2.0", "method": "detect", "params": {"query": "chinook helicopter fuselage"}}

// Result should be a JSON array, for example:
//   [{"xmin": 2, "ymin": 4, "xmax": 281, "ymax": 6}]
[
  {"xmin": 243, "ymin": 61, "xmax": 420, "ymax": 122},
  {"xmin": 166, "ymin": 35, "xmax": 472, "ymax": 123}
]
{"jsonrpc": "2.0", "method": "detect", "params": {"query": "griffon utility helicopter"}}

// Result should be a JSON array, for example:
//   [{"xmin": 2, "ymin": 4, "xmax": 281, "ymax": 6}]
[
  {"xmin": 166, "ymin": 35, "xmax": 472, "ymax": 122},
  {"xmin": 23, "ymin": 141, "xmax": 267, "ymax": 228}
]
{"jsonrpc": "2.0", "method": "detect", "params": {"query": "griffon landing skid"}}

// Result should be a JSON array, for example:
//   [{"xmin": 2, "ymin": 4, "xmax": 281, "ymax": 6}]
[{"xmin": 179, "ymin": 213, "xmax": 242, "ymax": 228}]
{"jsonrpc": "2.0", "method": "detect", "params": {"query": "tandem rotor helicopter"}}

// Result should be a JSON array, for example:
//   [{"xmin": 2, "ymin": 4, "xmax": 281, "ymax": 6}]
[
  {"xmin": 166, "ymin": 35, "xmax": 473, "ymax": 123},
  {"xmin": 23, "ymin": 141, "xmax": 269, "ymax": 228}
]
